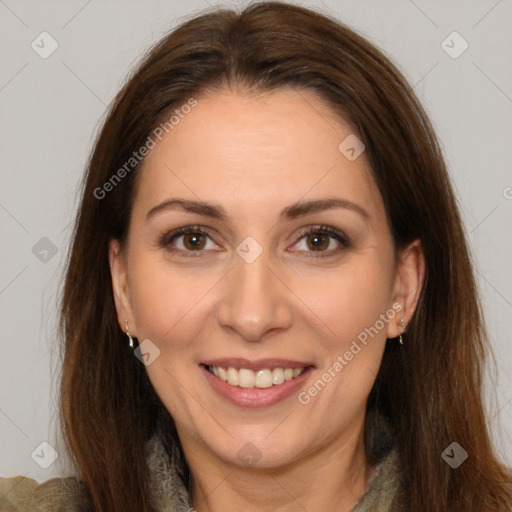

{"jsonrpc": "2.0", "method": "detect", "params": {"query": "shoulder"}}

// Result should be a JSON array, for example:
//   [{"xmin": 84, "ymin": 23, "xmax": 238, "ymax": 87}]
[{"xmin": 0, "ymin": 475, "xmax": 91, "ymax": 511}]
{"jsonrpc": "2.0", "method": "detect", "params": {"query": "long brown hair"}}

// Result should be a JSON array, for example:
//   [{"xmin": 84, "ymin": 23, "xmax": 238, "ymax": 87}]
[{"xmin": 58, "ymin": 2, "xmax": 512, "ymax": 510}]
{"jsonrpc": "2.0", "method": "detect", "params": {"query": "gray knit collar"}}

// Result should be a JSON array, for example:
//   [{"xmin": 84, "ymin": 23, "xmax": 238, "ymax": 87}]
[{"xmin": 145, "ymin": 421, "xmax": 401, "ymax": 512}]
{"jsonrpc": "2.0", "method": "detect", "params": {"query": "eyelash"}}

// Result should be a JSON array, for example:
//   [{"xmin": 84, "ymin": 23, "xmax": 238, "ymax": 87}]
[{"xmin": 158, "ymin": 224, "xmax": 350, "ymax": 258}]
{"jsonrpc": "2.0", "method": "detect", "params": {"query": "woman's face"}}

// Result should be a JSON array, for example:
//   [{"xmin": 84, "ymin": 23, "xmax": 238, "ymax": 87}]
[{"xmin": 110, "ymin": 87, "xmax": 422, "ymax": 469}]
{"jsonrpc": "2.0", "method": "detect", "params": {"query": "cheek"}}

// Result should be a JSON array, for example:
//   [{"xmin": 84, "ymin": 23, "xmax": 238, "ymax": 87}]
[
  {"xmin": 301, "ymin": 257, "xmax": 393, "ymax": 344},
  {"xmin": 127, "ymin": 250, "xmax": 218, "ymax": 346},
  {"xmin": 301, "ymin": 256, "xmax": 393, "ymax": 401}
]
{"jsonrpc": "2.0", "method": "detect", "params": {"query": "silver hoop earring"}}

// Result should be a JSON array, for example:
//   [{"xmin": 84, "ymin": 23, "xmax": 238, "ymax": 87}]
[{"xmin": 125, "ymin": 320, "xmax": 134, "ymax": 348}]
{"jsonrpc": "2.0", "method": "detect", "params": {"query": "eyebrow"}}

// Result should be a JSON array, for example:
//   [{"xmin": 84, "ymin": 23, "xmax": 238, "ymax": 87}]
[{"xmin": 146, "ymin": 197, "xmax": 369, "ymax": 222}]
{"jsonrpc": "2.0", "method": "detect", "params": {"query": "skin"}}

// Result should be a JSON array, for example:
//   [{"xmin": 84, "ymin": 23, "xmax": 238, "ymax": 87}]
[{"xmin": 109, "ymin": 87, "xmax": 424, "ymax": 512}]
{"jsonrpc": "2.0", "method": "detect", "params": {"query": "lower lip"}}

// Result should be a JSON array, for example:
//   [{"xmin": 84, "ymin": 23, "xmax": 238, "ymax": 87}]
[{"xmin": 200, "ymin": 365, "xmax": 314, "ymax": 408}]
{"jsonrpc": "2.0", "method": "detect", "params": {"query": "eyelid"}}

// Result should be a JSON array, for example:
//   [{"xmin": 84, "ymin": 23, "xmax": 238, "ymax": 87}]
[
  {"xmin": 295, "ymin": 225, "xmax": 349, "ymax": 245},
  {"xmin": 159, "ymin": 225, "xmax": 216, "ymax": 245}
]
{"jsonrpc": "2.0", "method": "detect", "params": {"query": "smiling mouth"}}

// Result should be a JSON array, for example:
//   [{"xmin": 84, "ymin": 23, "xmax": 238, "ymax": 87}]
[{"xmin": 203, "ymin": 364, "xmax": 312, "ymax": 389}]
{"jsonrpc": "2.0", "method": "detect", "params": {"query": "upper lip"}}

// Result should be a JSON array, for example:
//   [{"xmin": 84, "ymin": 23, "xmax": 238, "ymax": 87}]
[{"xmin": 201, "ymin": 358, "xmax": 315, "ymax": 371}]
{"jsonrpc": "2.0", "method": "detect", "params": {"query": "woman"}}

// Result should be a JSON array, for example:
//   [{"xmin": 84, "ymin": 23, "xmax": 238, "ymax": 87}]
[{"xmin": 1, "ymin": 2, "xmax": 510, "ymax": 511}]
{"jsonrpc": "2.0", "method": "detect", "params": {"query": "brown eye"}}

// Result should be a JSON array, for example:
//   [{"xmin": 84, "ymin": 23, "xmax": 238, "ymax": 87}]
[
  {"xmin": 306, "ymin": 233, "xmax": 330, "ymax": 251},
  {"xmin": 292, "ymin": 225, "xmax": 350, "ymax": 256},
  {"xmin": 183, "ymin": 232, "xmax": 207, "ymax": 250},
  {"xmin": 159, "ymin": 225, "xmax": 218, "ymax": 255}
]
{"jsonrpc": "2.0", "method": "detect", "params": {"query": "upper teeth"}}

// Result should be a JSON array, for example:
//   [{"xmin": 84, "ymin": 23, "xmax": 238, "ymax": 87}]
[{"xmin": 208, "ymin": 366, "xmax": 306, "ymax": 388}]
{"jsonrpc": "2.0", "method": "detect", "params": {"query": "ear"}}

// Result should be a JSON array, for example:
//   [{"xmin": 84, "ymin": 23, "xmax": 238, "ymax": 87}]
[
  {"xmin": 386, "ymin": 239, "xmax": 425, "ymax": 339},
  {"xmin": 109, "ymin": 239, "xmax": 137, "ymax": 337}
]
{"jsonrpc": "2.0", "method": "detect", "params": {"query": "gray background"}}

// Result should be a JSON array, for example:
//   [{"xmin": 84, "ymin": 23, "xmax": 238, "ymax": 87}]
[{"xmin": 1, "ymin": 0, "xmax": 511, "ymax": 482}]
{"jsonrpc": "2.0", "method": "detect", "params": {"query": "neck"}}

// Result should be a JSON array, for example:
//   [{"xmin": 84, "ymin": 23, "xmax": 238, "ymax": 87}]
[{"xmin": 186, "ymin": 429, "xmax": 371, "ymax": 512}]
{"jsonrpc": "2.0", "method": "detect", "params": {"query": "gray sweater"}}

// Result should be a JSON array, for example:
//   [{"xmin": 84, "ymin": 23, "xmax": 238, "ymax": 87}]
[{"xmin": 0, "ymin": 424, "xmax": 401, "ymax": 511}]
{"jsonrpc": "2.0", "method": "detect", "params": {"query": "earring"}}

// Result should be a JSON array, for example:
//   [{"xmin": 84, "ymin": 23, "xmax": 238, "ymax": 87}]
[
  {"xmin": 398, "ymin": 318, "xmax": 405, "ymax": 345},
  {"xmin": 125, "ymin": 320, "xmax": 134, "ymax": 348}
]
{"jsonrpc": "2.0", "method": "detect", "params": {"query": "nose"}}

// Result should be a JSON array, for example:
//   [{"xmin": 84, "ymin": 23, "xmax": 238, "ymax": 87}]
[{"xmin": 215, "ymin": 250, "xmax": 293, "ymax": 342}]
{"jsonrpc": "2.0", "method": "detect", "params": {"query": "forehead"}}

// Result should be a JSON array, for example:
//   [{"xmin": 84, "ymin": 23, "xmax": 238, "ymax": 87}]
[{"xmin": 133, "ymin": 88, "xmax": 384, "ymax": 222}]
